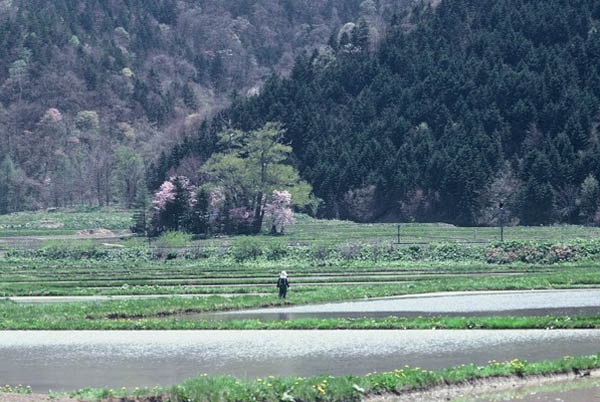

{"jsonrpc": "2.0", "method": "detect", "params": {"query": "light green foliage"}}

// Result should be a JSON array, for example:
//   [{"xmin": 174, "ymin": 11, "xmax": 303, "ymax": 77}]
[
  {"xmin": 230, "ymin": 236, "xmax": 263, "ymax": 261},
  {"xmin": 264, "ymin": 240, "xmax": 290, "ymax": 260},
  {"xmin": 166, "ymin": 355, "xmax": 600, "ymax": 402},
  {"xmin": 114, "ymin": 26, "xmax": 130, "ymax": 41},
  {"xmin": 75, "ymin": 110, "xmax": 100, "ymax": 131},
  {"xmin": 114, "ymin": 146, "xmax": 144, "ymax": 207},
  {"xmin": 39, "ymin": 239, "xmax": 107, "ymax": 259},
  {"xmin": 8, "ymin": 59, "xmax": 27, "ymax": 79},
  {"xmin": 69, "ymin": 35, "xmax": 80, "ymax": 46},
  {"xmin": 156, "ymin": 231, "xmax": 192, "ymax": 247},
  {"xmin": 202, "ymin": 122, "xmax": 312, "ymax": 232},
  {"xmin": 121, "ymin": 67, "xmax": 134, "ymax": 77}
]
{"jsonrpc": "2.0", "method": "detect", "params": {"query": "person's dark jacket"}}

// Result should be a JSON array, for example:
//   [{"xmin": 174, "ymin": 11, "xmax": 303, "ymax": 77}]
[{"xmin": 277, "ymin": 277, "xmax": 289, "ymax": 289}]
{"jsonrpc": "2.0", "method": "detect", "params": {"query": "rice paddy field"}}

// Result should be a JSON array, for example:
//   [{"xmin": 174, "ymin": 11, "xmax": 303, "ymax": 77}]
[
  {"xmin": 1, "ymin": 209, "xmax": 600, "ymax": 401},
  {"xmin": 1, "ymin": 208, "xmax": 600, "ymax": 301},
  {"xmin": 0, "ymin": 209, "xmax": 599, "ymax": 324}
]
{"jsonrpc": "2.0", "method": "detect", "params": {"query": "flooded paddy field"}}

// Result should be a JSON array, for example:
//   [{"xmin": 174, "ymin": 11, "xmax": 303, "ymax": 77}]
[
  {"xmin": 1, "ymin": 330, "xmax": 599, "ymax": 393},
  {"xmin": 206, "ymin": 289, "xmax": 600, "ymax": 320}
]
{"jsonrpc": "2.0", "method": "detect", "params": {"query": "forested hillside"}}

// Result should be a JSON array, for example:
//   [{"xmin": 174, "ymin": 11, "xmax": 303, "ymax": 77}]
[
  {"xmin": 159, "ymin": 0, "xmax": 600, "ymax": 226},
  {"xmin": 0, "ymin": 0, "xmax": 409, "ymax": 212}
]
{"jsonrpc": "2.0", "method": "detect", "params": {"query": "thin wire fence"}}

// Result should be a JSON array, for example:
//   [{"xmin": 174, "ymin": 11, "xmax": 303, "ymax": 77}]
[{"xmin": 1, "ymin": 223, "xmax": 599, "ymax": 251}]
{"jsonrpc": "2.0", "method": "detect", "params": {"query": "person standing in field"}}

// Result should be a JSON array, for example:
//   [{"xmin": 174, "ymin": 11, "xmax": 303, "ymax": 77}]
[{"xmin": 277, "ymin": 271, "xmax": 290, "ymax": 298}]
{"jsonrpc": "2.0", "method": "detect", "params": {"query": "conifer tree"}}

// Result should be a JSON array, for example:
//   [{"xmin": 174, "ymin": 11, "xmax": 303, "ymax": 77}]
[{"xmin": 132, "ymin": 186, "xmax": 151, "ymax": 236}]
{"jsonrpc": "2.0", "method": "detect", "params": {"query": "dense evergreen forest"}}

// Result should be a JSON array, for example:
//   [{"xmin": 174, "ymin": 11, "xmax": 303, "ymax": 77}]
[
  {"xmin": 0, "ymin": 0, "xmax": 407, "ymax": 213},
  {"xmin": 157, "ymin": 0, "xmax": 600, "ymax": 226}
]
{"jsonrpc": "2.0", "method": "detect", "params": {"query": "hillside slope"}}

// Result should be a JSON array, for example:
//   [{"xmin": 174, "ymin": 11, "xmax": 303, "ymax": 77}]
[
  {"xmin": 0, "ymin": 0, "xmax": 413, "ymax": 211},
  {"xmin": 161, "ymin": 0, "xmax": 600, "ymax": 225}
]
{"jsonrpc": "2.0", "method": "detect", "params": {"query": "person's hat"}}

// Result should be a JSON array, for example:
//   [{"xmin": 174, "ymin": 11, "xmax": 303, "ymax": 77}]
[{"xmin": 280, "ymin": 271, "xmax": 287, "ymax": 278}]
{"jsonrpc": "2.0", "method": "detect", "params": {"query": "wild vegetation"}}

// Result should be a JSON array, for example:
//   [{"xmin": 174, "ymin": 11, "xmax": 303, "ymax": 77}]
[
  {"xmin": 144, "ymin": 123, "xmax": 313, "ymax": 236},
  {"xmin": 55, "ymin": 354, "xmax": 600, "ymax": 402}
]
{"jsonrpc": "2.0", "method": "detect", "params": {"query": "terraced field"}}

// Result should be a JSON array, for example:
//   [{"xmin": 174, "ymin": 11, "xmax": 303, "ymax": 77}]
[
  {"xmin": 2, "ymin": 210, "xmax": 600, "ymax": 401},
  {"xmin": 2, "ymin": 210, "xmax": 600, "ymax": 247}
]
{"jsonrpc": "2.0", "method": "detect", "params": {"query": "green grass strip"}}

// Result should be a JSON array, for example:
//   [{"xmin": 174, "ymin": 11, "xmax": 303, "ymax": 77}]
[
  {"xmin": 64, "ymin": 354, "xmax": 600, "ymax": 401},
  {"xmin": 0, "ymin": 308, "xmax": 598, "ymax": 330}
]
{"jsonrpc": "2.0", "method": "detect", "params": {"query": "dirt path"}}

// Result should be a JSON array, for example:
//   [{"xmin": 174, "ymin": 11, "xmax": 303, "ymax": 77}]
[
  {"xmin": 365, "ymin": 369, "xmax": 600, "ymax": 402},
  {"xmin": 4, "ymin": 371, "xmax": 598, "ymax": 402}
]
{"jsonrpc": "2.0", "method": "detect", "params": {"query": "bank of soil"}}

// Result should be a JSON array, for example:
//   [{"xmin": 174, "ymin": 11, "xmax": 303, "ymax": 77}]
[
  {"xmin": 0, "ymin": 395, "xmax": 77, "ymax": 402},
  {"xmin": 366, "ymin": 369, "xmax": 600, "ymax": 402}
]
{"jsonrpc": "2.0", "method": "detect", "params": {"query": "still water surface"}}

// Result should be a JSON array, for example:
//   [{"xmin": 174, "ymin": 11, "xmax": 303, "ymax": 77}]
[{"xmin": 1, "ymin": 329, "xmax": 598, "ymax": 392}]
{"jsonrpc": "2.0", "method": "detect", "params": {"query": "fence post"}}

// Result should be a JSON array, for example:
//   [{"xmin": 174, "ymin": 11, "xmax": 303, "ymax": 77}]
[{"xmin": 499, "ymin": 202, "xmax": 504, "ymax": 242}]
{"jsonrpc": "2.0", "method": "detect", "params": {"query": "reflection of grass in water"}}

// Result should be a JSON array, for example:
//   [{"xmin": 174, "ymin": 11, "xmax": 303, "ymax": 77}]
[{"xmin": 456, "ymin": 376, "xmax": 600, "ymax": 401}]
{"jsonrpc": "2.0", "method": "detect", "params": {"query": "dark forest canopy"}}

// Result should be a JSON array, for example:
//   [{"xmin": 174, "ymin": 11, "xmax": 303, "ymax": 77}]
[{"xmin": 159, "ymin": 0, "xmax": 600, "ymax": 226}]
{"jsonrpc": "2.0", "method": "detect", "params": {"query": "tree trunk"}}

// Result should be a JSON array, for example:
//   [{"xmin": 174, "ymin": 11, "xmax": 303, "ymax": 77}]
[{"xmin": 253, "ymin": 192, "xmax": 263, "ymax": 233}]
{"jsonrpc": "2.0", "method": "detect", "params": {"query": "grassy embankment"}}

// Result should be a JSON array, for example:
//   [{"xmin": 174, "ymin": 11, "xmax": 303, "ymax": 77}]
[{"xmin": 36, "ymin": 354, "xmax": 598, "ymax": 401}]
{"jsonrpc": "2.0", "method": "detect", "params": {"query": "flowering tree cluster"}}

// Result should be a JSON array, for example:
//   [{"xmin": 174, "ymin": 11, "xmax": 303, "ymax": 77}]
[
  {"xmin": 148, "ymin": 176, "xmax": 296, "ymax": 236},
  {"xmin": 200, "ymin": 123, "xmax": 313, "ymax": 233},
  {"xmin": 264, "ymin": 190, "xmax": 295, "ymax": 234},
  {"xmin": 150, "ymin": 176, "xmax": 194, "ymax": 234},
  {"xmin": 152, "ymin": 181, "xmax": 176, "ymax": 211}
]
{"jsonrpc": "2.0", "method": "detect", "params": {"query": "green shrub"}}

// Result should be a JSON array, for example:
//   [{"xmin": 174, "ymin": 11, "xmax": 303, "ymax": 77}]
[
  {"xmin": 310, "ymin": 241, "xmax": 333, "ymax": 260},
  {"xmin": 337, "ymin": 242, "xmax": 364, "ymax": 261},
  {"xmin": 182, "ymin": 246, "xmax": 212, "ymax": 259},
  {"xmin": 264, "ymin": 240, "xmax": 290, "ymax": 260},
  {"xmin": 37, "ymin": 240, "xmax": 107, "ymax": 259},
  {"xmin": 388, "ymin": 244, "xmax": 425, "ymax": 261},
  {"xmin": 230, "ymin": 237, "xmax": 263, "ymax": 262},
  {"xmin": 156, "ymin": 231, "xmax": 192, "ymax": 248}
]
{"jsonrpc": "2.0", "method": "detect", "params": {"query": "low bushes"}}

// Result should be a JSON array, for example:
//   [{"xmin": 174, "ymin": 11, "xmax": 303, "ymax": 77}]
[
  {"xmin": 7, "ymin": 238, "xmax": 600, "ymax": 265},
  {"xmin": 485, "ymin": 240, "xmax": 600, "ymax": 264},
  {"xmin": 231, "ymin": 237, "xmax": 264, "ymax": 262}
]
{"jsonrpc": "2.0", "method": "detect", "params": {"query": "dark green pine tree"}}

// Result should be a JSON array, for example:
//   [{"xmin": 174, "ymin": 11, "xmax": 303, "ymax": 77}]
[
  {"xmin": 131, "ymin": 186, "xmax": 151, "ymax": 236},
  {"xmin": 170, "ymin": 176, "xmax": 192, "ymax": 231},
  {"xmin": 520, "ymin": 152, "xmax": 555, "ymax": 225},
  {"xmin": 0, "ymin": 156, "xmax": 21, "ymax": 215},
  {"xmin": 185, "ymin": 188, "xmax": 210, "ymax": 236}
]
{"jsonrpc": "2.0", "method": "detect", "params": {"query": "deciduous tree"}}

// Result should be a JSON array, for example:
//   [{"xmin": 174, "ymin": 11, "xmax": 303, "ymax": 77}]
[{"xmin": 201, "ymin": 122, "xmax": 312, "ymax": 233}]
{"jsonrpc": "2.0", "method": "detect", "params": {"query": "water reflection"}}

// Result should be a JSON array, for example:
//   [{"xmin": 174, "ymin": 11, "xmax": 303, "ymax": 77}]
[
  {"xmin": 1, "ymin": 330, "xmax": 598, "ymax": 392},
  {"xmin": 198, "ymin": 289, "xmax": 600, "ymax": 321},
  {"xmin": 191, "ymin": 306, "xmax": 600, "ymax": 322}
]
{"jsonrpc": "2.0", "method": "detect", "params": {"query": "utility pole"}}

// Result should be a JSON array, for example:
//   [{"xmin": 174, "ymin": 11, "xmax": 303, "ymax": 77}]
[{"xmin": 499, "ymin": 202, "xmax": 504, "ymax": 242}]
